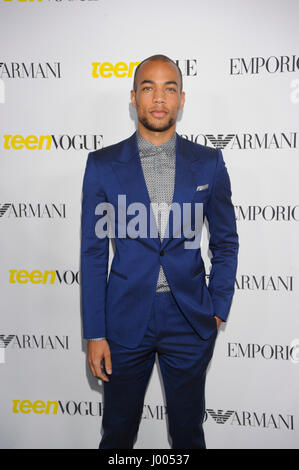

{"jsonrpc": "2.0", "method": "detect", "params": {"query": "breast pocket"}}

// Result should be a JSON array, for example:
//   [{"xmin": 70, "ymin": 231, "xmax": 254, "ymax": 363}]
[{"xmin": 192, "ymin": 187, "xmax": 209, "ymax": 203}]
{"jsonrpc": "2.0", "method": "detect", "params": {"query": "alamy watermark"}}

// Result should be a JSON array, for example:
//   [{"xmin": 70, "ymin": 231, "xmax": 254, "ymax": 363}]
[{"xmin": 94, "ymin": 196, "xmax": 204, "ymax": 249}]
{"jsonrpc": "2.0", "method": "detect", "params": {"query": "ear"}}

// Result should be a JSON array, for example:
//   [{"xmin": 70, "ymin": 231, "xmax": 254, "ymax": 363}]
[
  {"xmin": 131, "ymin": 90, "xmax": 136, "ymax": 109},
  {"xmin": 179, "ymin": 91, "xmax": 185, "ymax": 110}
]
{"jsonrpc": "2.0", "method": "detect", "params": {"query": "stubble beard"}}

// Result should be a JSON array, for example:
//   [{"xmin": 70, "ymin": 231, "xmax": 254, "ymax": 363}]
[{"xmin": 138, "ymin": 114, "xmax": 176, "ymax": 133}]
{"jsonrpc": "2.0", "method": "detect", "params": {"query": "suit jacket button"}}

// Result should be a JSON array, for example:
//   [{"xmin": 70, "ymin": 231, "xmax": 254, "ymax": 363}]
[{"xmin": 160, "ymin": 250, "xmax": 165, "ymax": 256}]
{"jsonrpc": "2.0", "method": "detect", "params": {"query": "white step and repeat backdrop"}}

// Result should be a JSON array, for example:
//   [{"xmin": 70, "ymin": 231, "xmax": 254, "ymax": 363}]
[{"xmin": 1, "ymin": 0, "xmax": 298, "ymax": 449}]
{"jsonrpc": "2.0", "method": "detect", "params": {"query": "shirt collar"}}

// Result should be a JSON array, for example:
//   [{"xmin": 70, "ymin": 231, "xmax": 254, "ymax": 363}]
[{"xmin": 136, "ymin": 131, "xmax": 176, "ymax": 155}]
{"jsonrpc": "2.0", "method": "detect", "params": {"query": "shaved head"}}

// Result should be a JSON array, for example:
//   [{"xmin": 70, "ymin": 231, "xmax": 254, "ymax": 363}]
[{"xmin": 133, "ymin": 54, "xmax": 183, "ymax": 92}]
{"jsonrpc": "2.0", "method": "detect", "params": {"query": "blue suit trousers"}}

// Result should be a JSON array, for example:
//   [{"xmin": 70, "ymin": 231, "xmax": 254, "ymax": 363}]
[{"xmin": 99, "ymin": 290, "xmax": 218, "ymax": 449}]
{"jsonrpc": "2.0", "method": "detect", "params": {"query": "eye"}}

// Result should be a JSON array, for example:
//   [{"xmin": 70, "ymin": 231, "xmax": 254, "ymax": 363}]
[
  {"xmin": 166, "ymin": 87, "xmax": 177, "ymax": 93},
  {"xmin": 142, "ymin": 86, "xmax": 152, "ymax": 92}
]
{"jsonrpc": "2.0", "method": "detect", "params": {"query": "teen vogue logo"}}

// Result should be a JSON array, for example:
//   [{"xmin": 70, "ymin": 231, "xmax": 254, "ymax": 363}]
[
  {"xmin": 1, "ymin": 134, "xmax": 104, "ymax": 151},
  {"xmin": 11, "ymin": 400, "xmax": 103, "ymax": 416},
  {"xmin": 8, "ymin": 269, "xmax": 80, "ymax": 285},
  {"xmin": 91, "ymin": 59, "xmax": 198, "ymax": 78}
]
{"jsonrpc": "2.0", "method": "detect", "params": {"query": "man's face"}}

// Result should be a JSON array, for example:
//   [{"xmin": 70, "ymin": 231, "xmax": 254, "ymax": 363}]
[{"xmin": 131, "ymin": 60, "xmax": 185, "ymax": 133}]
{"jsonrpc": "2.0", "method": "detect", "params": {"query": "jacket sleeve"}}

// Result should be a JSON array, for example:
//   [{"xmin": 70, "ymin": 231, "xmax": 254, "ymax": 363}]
[
  {"xmin": 80, "ymin": 152, "xmax": 109, "ymax": 339},
  {"xmin": 205, "ymin": 148, "xmax": 239, "ymax": 322}
]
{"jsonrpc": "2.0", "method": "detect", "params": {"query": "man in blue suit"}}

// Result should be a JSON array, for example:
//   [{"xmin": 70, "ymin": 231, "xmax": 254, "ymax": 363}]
[{"xmin": 81, "ymin": 54, "xmax": 239, "ymax": 449}]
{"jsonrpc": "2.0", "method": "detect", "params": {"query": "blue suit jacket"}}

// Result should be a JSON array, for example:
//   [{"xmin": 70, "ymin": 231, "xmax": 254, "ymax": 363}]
[{"xmin": 81, "ymin": 132, "xmax": 239, "ymax": 348}]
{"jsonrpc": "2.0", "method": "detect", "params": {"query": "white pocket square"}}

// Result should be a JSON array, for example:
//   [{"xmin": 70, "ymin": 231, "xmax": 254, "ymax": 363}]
[{"xmin": 196, "ymin": 184, "xmax": 209, "ymax": 191}]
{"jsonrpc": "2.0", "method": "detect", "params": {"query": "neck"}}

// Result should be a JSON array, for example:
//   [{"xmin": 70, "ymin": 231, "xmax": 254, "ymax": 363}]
[{"xmin": 137, "ymin": 124, "xmax": 176, "ymax": 146}]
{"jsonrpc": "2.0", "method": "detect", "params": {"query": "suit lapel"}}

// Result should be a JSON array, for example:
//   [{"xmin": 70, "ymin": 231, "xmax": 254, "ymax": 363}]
[
  {"xmin": 160, "ymin": 134, "xmax": 203, "ymax": 250},
  {"xmin": 111, "ymin": 133, "xmax": 160, "ymax": 248},
  {"xmin": 111, "ymin": 132, "xmax": 204, "ymax": 250}
]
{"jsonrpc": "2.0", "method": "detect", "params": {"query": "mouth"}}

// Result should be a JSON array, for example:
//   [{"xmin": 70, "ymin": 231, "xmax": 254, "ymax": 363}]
[{"xmin": 150, "ymin": 109, "xmax": 168, "ymax": 118}]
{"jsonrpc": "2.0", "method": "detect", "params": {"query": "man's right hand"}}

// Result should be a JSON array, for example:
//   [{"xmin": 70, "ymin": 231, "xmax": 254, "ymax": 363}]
[{"xmin": 87, "ymin": 340, "xmax": 112, "ymax": 382}]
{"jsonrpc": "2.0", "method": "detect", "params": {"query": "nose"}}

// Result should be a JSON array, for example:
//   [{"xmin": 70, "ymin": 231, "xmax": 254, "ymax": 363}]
[{"xmin": 153, "ymin": 88, "xmax": 166, "ymax": 103}]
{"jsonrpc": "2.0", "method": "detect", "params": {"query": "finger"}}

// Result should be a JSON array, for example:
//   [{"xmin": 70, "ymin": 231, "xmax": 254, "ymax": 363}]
[
  {"xmin": 97, "ymin": 369, "xmax": 110, "ymax": 382},
  {"xmin": 104, "ymin": 352, "xmax": 112, "ymax": 375},
  {"xmin": 88, "ymin": 358, "xmax": 105, "ymax": 380},
  {"xmin": 94, "ymin": 362, "xmax": 110, "ymax": 382}
]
